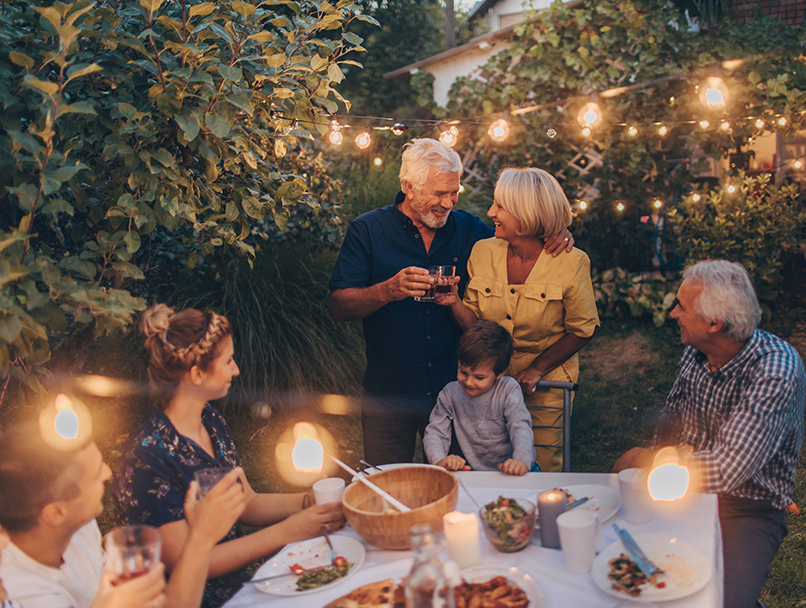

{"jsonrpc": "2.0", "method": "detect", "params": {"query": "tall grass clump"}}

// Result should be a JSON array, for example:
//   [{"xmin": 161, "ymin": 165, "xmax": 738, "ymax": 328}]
[{"xmin": 179, "ymin": 243, "xmax": 366, "ymax": 417}]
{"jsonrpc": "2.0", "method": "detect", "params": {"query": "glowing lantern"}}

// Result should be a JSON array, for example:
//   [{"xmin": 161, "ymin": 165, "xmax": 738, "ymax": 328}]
[
  {"xmin": 576, "ymin": 100, "xmax": 603, "ymax": 128},
  {"xmin": 38, "ymin": 393, "xmax": 93, "ymax": 450},
  {"xmin": 647, "ymin": 447, "xmax": 690, "ymax": 502},
  {"xmin": 488, "ymin": 115, "xmax": 510, "ymax": 143},
  {"xmin": 699, "ymin": 76, "xmax": 729, "ymax": 110},
  {"xmin": 275, "ymin": 420, "xmax": 337, "ymax": 485}
]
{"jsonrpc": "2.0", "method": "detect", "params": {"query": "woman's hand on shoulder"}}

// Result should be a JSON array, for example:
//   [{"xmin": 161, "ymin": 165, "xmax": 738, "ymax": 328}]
[
  {"xmin": 543, "ymin": 229, "xmax": 574, "ymax": 257},
  {"xmin": 184, "ymin": 468, "xmax": 247, "ymax": 547}
]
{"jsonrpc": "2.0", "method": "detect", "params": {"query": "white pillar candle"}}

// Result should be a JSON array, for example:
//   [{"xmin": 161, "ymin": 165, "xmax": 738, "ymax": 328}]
[
  {"xmin": 537, "ymin": 490, "xmax": 567, "ymax": 549},
  {"xmin": 443, "ymin": 511, "xmax": 481, "ymax": 570}
]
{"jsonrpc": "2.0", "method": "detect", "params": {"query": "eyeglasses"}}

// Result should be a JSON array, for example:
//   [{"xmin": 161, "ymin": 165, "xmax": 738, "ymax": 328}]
[{"xmin": 670, "ymin": 297, "xmax": 680, "ymax": 310}]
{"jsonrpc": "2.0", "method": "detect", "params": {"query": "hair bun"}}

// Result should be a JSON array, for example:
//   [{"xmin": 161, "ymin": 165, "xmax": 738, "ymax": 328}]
[{"xmin": 140, "ymin": 304, "xmax": 175, "ymax": 339}]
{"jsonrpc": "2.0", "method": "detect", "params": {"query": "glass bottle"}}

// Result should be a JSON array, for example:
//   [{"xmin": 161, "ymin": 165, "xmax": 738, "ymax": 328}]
[{"xmin": 405, "ymin": 524, "xmax": 455, "ymax": 608}]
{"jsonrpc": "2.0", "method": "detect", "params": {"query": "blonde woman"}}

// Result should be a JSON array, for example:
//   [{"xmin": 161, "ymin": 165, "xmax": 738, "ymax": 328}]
[
  {"xmin": 448, "ymin": 168, "xmax": 599, "ymax": 471},
  {"xmin": 113, "ymin": 305, "xmax": 344, "ymax": 608}
]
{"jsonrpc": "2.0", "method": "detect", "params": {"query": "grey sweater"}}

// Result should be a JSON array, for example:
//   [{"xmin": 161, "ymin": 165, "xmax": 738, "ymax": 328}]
[{"xmin": 423, "ymin": 376, "xmax": 536, "ymax": 471}]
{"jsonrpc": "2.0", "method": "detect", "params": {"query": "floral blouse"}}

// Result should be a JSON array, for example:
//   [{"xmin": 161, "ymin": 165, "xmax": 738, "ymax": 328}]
[{"xmin": 113, "ymin": 404, "xmax": 248, "ymax": 608}]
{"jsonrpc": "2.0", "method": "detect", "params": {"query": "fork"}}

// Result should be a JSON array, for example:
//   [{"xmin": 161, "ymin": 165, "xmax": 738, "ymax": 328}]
[
  {"xmin": 321, "ymin": 526, "xmax": 340, "ymax": 565},
  {"xmin": 612, "ymin": 524, "xmax": 663, "ymax": 577}
]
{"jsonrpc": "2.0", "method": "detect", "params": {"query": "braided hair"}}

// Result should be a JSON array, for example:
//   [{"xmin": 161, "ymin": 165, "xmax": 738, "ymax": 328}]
[{"xmin": 140, "ymin": 304, "xmax": 232, "ymax": 408}]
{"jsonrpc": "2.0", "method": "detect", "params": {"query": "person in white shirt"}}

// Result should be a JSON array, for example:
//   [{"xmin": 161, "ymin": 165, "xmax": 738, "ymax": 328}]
[{"xmin": 0, "ymin": 422, "xmax": 245, "ymax": 608}]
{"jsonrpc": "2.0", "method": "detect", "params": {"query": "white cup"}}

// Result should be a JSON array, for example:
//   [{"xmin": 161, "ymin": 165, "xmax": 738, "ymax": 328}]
[
  {"xmin": 557, "ymin": 510, "xmax": 602, "ymax": 574},
  {"xmin": 313, "ymin": 477, "xmax": 346, "ymax": 504},
  {"xmin": 618, "ymin": 468, "xmax": 653, "ymax": 524}
]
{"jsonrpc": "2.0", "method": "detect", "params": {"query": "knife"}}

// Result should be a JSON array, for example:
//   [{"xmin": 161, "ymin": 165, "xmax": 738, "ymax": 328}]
[{"xmin": 612, "ymin": 524, "xmax": 663, "ymax": 577}]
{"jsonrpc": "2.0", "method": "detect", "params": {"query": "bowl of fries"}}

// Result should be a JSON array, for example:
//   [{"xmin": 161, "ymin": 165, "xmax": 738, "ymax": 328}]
[{"xmin": 342, "ymin": 466, "xmax": 458, "ymax": 550}]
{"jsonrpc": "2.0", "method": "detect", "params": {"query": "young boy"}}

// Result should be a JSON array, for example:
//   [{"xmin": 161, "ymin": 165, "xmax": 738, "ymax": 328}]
[{"xmin": 423, "ymin": 320, "xmax": 537, "ymax": 475}]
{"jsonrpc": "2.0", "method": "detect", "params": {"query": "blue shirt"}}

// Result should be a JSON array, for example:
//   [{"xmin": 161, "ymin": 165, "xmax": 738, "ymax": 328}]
[
  {"xmin": 655, "ymin": 329, "xmax": 806, "ymax": 510},
  {"xmin": 113, "ymin": 405, "xmax": 248, "ymax": 608},
  {"xmin": 329, "ymin": 193, "xmax": 493, "ymax": 412}
]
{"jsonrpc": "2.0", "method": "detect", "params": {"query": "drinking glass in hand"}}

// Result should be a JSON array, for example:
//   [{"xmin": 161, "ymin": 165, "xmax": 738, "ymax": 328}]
[
  {"xmin": 194, "ymin": 466, "xmax": 234, "ymax": 498},
  {"xmin": 104, "ymin": 525, "xmax": 162, "ymax": 581},
  {"xmin": 414, "ymin": 266, "xmax": 456, "ymax": 302}
]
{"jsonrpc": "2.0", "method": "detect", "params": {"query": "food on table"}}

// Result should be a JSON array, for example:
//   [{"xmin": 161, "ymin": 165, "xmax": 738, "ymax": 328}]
[
  {"xmin": 295, "ymin": 561, "xmax": 354, "ymax": 591},
  {"xmin": 454, "ymin": 575, "xmax": 530, "ymax": 608},
  {"xmin": 480, "ymin": 496, "xmax": 535, "ymax": 551},
  {"xmin": 323, "ymin": 578, "xmax": 405, "ymax": 608},
  {"xmin": 607, "ymin": 554, "xmax": 666, "ymax": 596}
]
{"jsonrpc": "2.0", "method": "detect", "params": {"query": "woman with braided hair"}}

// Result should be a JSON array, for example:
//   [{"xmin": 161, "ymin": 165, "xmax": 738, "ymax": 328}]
[{"xmin": 113, "ymin": 304, "xmax": 345, "ymax": 608}]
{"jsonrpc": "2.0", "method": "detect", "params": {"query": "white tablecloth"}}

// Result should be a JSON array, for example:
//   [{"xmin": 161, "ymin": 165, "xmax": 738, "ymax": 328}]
[{"xmin": 224, "ymin": 471, "xmax": 723, "ymax": 608}]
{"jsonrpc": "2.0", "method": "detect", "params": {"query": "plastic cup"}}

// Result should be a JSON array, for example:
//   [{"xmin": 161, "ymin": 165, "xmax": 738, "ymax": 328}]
[
  {"xmin": 557, "ymin": 510, "xmax": 601, "ymax": 573},
  {"xmin": 313, "ymin": 477, "xmax": 346, "ymax": 504},
  {"xmin": 618, "ymin": 468, "xmax": 653, "ymax": 524}
]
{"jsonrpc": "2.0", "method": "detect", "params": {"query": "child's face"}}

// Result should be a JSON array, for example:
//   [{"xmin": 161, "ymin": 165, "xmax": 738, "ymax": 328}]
[{"xmin": 457, "ymin": 361, "xmax": 502, "ymax": 397}]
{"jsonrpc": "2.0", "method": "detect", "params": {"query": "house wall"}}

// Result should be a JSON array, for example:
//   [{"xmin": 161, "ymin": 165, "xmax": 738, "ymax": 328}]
[
  {"xmin": 426, "ymin": 45, "xmax": 506, "ymax": 106},
  {"xmin": 481, "ymin": 0, "xmax": 554, "ymax": 30}
]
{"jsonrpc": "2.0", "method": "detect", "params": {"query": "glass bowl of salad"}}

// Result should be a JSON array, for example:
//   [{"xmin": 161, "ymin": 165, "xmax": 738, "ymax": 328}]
[{"xmin": 479, "ymin": 496, "xmax": 536, "ymax": 552}]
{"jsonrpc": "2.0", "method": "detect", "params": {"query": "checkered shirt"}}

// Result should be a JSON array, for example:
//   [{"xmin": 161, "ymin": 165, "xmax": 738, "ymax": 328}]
[{"xmin": 654, "ymin": 329, "xmax": 806, "ymax": 510}]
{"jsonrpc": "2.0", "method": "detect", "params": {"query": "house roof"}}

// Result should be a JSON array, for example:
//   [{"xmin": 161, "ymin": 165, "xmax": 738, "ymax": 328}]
[
  {"xmin": 383, "ymin": 0, "xmax": 583, "ymax": 80},
  {"xmin": 468, "ymin": 0, "xmax": 496, "ymax": 21}
]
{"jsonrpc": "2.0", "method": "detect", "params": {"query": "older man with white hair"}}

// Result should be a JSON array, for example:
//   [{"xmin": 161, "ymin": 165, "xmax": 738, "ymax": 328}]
[
  {"xmin": 329, "ymin": 138, "xmax": 572, "ymax": 464},
  {"xmin": 614, "ymin": 260, "xmax": 805, "ymax": 608}
]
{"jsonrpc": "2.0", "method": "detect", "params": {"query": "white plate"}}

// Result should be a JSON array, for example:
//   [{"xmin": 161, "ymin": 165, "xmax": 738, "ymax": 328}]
[
  {"xmin": 532, "ymin": 484, "xmax": 620, "ymax": 526},
  {"xmin": 252, "ymin": 536, "xmax": 365, "ymax": 596},
  {"xmin": 458, "ymin": 565, "xmax": 547, "ymax": 608},
  {"xmin": 591, "ymin": 533, "xmax": 712, "ymax": 602}
]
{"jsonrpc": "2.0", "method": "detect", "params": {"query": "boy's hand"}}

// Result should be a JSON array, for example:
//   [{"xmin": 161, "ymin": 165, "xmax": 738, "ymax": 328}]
[
  {"xmin": 498, "ymin": 459, "xmax": 528, "ymax": 476},
  {"xmin": 184, "ymin": 467, "xmax": 246, "ymax": 547},
  {"xmin": 437, "ymin": 455, "xmax": 471, "ymax": 471}
]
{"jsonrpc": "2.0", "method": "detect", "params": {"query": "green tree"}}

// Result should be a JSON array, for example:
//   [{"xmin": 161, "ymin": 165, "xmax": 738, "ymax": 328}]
[{"xmin": 0, "ymin": 0, "xmax": 367, "ymax": 400}]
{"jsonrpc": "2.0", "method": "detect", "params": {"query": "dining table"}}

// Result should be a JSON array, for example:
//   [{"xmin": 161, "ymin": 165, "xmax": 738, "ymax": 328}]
[{"xmin": 223, "ymin": 470, "xmax": 723, "ymax": 608}]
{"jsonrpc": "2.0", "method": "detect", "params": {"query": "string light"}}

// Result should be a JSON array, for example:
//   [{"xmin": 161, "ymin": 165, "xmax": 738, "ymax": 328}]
[
  {"xmin": 546, "ymin": 125, "xmax": 557, "ymax": 139},
  {"xmin": 579, "ymin": 201, "xmax": 587, "ymax": 210},
  {"xmin": 373, "ymin": 156, "xmax": 383, "ymax": 166},
  {"xmin": 657, "ymin": 124, "xmax": 668, "ymax": 137},
  {"xmin": 778, "ymin": 117, "xmax": 787, "ymax": 127},
  {"xmin": 755, "ymin": 118, "xmax": 765, "ymax": 129},
  {"xmin": 439, "ymin": 125, "xmax": 459, "ymax": 148},
  {"xmin": 355, "ymin": 130, "xmax": 372, "ymax": 149},
  {"xmin": 720, "ymin": 121, "xmax": 731, "ymax": 131},
  {"xmin": 576, "ymin": 99, "xmax": 603, "ymax": 128},
  {"xmin": 699, "ymin": 75, "xmax": 729, "ymax": 110},
  {"xmin": 692, "ymin": 193, "xmax": 701, "ymax": 202},
  {"xmin": 794, "ymin": 160, "xmax": 803, "ymax": 170},
  {"xmin": 627, "ymin": 125, "xmax": 638, "ymax": 137},
  {"xmin": 459, "ymin": 184, "xmax": 465, "ymax": 193},
  {"xmin": 726, "ymin": 184, "xmax": 736, "ymax": 193},
  {"xmin": 391, "ymin": 120, "xmax": 406, "ymax": 136},
  {"xmin": 581, "ymin": 126, "xmax": 592, "ymax": 137},
  {"xmin": 699, "ymin": 120, "xmax": 710, "ymax": 130},
  {"xmin": 616, "ymin": 203, "xmax": 625, "ymax": 212},
  {"xmin": 653, "ymin": 199, "xmax": 663, "ymax": 209},
  {"xmin": 488, "ymin": 112, "xmax": 511, "ymax": 143},
  {"xmin": 328, "ymin": 119, "xmax": 343, "ymax": 145}
]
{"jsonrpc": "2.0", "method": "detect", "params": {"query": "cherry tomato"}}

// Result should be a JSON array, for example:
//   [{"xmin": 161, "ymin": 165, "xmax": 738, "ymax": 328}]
[
  {"xmin": 500, "ymin": 498, "xmax": 510, "ymax": 507},
  {"xmin": 333, "ymin": 556, "xmax": 347, "ymax": 567},
  {"xmin": 656, "ymin": 582, "xmax": 666, "ymax": 589},
  {"xmin": 289, "ymin": 563, "xmax": 304, "ymax": 574}
]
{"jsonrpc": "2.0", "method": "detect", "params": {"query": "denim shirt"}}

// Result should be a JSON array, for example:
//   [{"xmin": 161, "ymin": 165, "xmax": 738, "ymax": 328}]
[{"xmin": 330, "ymin": 193, "xmax": 493, "ymax": 412}]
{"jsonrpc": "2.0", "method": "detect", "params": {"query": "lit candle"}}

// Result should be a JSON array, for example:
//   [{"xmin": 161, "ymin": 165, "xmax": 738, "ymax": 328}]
[
  {"xmin": 443, "ymin": 511, "xmax": 481, "ymax": 569},
  {"xmin": 537, "ymin": 490, "xmax": 567, "ymax": 549}
]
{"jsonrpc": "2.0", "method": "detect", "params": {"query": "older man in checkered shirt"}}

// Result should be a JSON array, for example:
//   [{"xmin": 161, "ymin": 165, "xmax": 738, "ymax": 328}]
[{"xmin": 614, "ymin": 260, "xmax": 805, "ymax": 608}]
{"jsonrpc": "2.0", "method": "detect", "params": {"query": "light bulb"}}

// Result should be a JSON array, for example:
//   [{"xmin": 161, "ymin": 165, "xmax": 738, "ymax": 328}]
[
  {"xmin": 692, "ymin": 193, "xmax": 701, "ymax": 202},
  {"xmin": 579, "ymin": 201, "xmax": 587, "ymax": 210},
  {"xmin": 581, "ymin": 126, "xmax": 592, "ymax": 137},
  {"xmin": 627, "ymin": 125, "xmax": 638, "ymax": 137},
  {"xmin": 727, "ymin": 184, "xmax": 736, "ymax": 193},
  {"xmin": 778, "ymin": 117, "xmax": 787, "ymax": 127},
  {"xmin": 328, "ymin": 129, "xmax": 343, "ymax": 145},
  {"xmin": 373, "ymin": 157, "xmax": 383, "ymax": 166},
  {"xmin": 657, "ymin": 124, "xmax": 668, "ymax": 137},
  {"xmin": 720, "ymin": 121, "xmax": 730, "ymax": 131},
  {"xmin": 654, "ymin": 199, "xmax": 662, "ymax": 209},
  {"xmin": 616, "ymin": 203, "xmax": 625, "ymax": 211},
  {"xmin": 439, "ymin": 126, "xmax": 459, "ymax": 148},
  {"xmin": 488, "ymin": 117, "xmax": 510, "ymax": 142},
  {"xmin": 576, "ymin": 101, "xmax": 603, "ymax": 128},
  {"xmin": 392, "ymin": 122, "xmax": 405, "ymax": 136},
  {"xmin": 355, "ymin": 131, "xmax": 371, "ymax": 149},
  {"xmin": 546, "ymin": 127, "xmax": 557, "ymax": 139},
  {"xmin": 755, "ymin": 118, "xmax": 765, "ymax": 129},
  {"xmin": 794, "ymin": 160, "xmax": 803, "ymax": 170},
  {"xmin": 699, "ymin": 76, "xmax": 729, "ymax": 110},
  {"xmin": 699, "ymin": 120, "xmax": 710, "ymax": 130}
]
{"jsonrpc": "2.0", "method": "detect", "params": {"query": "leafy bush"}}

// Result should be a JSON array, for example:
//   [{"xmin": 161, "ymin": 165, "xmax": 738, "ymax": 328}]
[
  {"xmin": 0, "ymin": 0, "xmax": 367, "ymax": 402},
  {"xmin": 592, "ymin": 268, "xmax": 678, "ymax": 327},
  {"xmin": 665, "ymin": 173, "xmax": 806, "ymax": 315}
]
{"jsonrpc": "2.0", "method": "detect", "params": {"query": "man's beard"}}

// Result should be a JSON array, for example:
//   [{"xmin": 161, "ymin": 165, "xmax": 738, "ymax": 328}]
[{"xmin": 410, "ymin": 199, "xmax": 449, "ymax": 229}]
